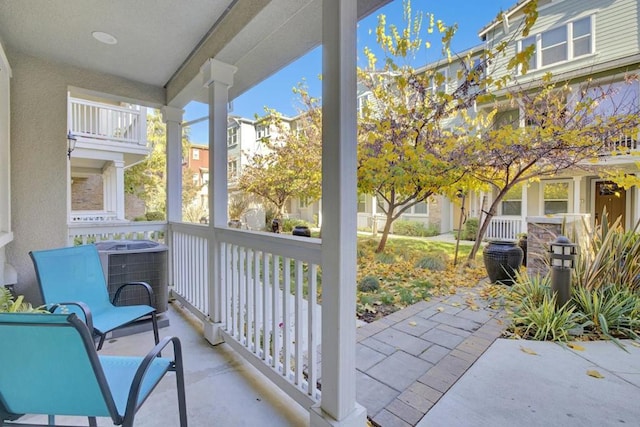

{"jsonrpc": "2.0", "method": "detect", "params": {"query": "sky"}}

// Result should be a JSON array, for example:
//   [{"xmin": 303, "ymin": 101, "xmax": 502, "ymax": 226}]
[{"xmin": 185, "ymin": 0, "xmax": 517, "ymax": 145}]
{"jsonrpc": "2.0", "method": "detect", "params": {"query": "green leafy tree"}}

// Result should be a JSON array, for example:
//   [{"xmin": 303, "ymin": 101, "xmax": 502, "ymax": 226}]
[
  {"xmin": 125, "ymin": 110, "xmax": 202, "ymax": 219},
  {"xmin": 238, "ymin": 85, "xmax": 322, "ymax": 217}
]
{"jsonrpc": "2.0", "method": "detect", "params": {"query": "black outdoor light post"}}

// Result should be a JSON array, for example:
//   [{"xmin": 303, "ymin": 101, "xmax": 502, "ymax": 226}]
[{"xmin": 549, "ymin": 235, "xmax": 578, "ymax": 308}]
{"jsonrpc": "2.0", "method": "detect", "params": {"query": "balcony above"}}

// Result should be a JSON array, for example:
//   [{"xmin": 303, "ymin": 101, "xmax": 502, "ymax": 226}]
[{"xmin": 69, "ymin": 96, "xmax": 150, "ymax": 170}]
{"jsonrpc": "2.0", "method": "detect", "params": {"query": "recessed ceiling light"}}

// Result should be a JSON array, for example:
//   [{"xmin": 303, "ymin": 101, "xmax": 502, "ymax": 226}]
[{"xmin": 92, "ymin": 31, "xmax": 118, "ymax": 45}]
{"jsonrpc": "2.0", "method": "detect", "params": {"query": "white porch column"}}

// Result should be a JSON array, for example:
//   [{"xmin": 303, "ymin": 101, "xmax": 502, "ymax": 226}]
[
  {"xmin": 202, "ymin": 59, "xmax": 236, "ymax": 345},
  {"xmin": 573, "ymin": 176, "xmax": 582, "ymax": 214},
  {"xmin": 310, "ymin": 0, "xmax": 365, "ymax": 426},
  {"xmin": 521, "ymin": 183, "xmax": 528, "ymax": 233},
  {"xmin": 102, "ymin": 161, "xmax": 124, "ymax": 220},
  {"xmin": 634, "ymin": 174, "xmax": 640, "ymax": 226},
  {"xmin": 111, "ymin": 160, "xmax": 125, "ymax": 220},
  {"xmin": 161, "ymin": 106, "xmax": 184, "ymax": 223}
]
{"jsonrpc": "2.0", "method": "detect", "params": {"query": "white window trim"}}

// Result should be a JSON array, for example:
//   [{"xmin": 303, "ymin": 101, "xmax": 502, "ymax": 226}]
[
  {"xmin": 227, "ymin": 127, "xmax": 238, "ymax": 147},
  {"xmin": 517, "ymin": 14, "xmax": 596, "ymax": 73},
  {"xmin": 192, "ymin": 149, "xmax": 200, "ymax": 160},
  {"xmin": 540, "ymin": 179, "xmax": 573, "ymax": 215}
]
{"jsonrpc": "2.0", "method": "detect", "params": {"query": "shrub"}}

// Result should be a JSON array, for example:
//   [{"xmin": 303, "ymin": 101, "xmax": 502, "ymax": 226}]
[
  {"xmin": 0, "ymin": 287, "xmax": 48, "ymax": 313},
  {"xmin": 375, "ymin": 252, "xmax": 396, "ymax": 264},
  {"xmin": 511, "ymin": 293, "xmax": 580, "ymax": 341},
  {"xmin": 282, "ymin": 218, "xmax": 312, "ymax": 233},
  {"xmin": 415, "ymin": 252, "xmax": 448, "ymax": 271},
  {"xmin": 358, "ymin": 275, "xmax": 380, "ymax": 293},
  {"xmin": 572, "ymin": 284, "xmax": 640, "ymax": 340},
  {"xmin": 462, "ymin": 218, "xmax": 479, "ymax": 241},
  {"xmin": 145, "ymin": 211, "xmax": 165, "ymax": 221},
  {"xmin": 393, "ymin": 220, "xmax": 439, "ymax": 237},
  {"xmin": 573, "ymin": 213, "xmax": 640, "ymax": 292}
]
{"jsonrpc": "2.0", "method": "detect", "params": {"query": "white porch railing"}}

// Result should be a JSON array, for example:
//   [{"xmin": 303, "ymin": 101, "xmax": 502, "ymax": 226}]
[
  {"xmin": 170, "ymin": 223, "xmax": 322, "ymax": 409},
  {"xmin": 485, "ymin": 216, "xmax": 524, "ymax": 241},
  {"xmin": 67, "ymin": 221, "xmax": 167, "ymax": 246},
  {"xmin": 69, "ymin": 97, "xmax": 146, "ymax": 145},
  {"xmin": 70, "ymin": 210, "xmax": 118, "ymax": 223}
]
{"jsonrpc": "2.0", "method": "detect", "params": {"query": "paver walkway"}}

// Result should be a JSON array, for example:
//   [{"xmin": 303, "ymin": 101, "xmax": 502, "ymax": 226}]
[{"xmin": 356, "ymin": 281, "xmax": 506, "ymax": 426}]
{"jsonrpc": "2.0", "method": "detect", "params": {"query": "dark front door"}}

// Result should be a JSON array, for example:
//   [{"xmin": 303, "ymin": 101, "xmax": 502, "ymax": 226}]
[{"xmin": 594, "ymin": 181, "xmax": 626, "ymax": 227}]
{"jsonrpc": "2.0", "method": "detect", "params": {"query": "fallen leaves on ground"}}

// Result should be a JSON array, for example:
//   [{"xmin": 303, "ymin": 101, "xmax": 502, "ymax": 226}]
[
  {"xmin": 587, "ymin": 369, "xmax": 604, "ymax": 379},
  {"xmin": 520, "ymin": 346, "xmax": 538, "ymax": 355},
  {"xmin": 567, "ymin": 343, "xmax": 586, "ymax": 351}
]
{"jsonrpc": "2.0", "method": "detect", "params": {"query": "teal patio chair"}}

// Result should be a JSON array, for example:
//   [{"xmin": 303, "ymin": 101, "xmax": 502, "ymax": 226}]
[
  {"xmin": 0, "ymin": 312, "xmax": 187, "ymax": 426},
  {"xmin": 30, "ymin": 245, "xmax": 159, "ymax": 350}
]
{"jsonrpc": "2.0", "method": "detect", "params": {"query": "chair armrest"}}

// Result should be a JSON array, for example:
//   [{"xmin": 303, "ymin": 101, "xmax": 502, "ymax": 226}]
[
  {"xmin": 124, "ymin": 336, "xmax": 183, "ymax": 418},
  {"xmin": 113, "ymin": 281, "xmax": 155, "ymax": 307},
  {"xmin": 48, "ymin": 301, "xmax": 94, "ymax": 332}
]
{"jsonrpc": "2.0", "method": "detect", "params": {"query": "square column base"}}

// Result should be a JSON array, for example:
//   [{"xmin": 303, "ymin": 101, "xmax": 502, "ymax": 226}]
[
  {"xmin": 203, "ymin": 320, "xmax": 225, "ymax": 345},
  {"xmin": 310, "ymin": 403, "xmax": 367, "ymax": 427}
]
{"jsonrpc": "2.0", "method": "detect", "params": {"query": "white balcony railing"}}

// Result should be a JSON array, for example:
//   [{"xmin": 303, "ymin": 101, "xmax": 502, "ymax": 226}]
[
  {"xmin": 67, "ymin": 221, "xmax": 167, "ymax": 246},
  {"xmin": 485, "ymin": 216, "xmax": 524, "ymax": 241},
  {"xmin": 69, "ymin": 97, "xmax": 146, "ymax": 145},
  {"xmin": 170, "ymin": 223, "xmax": 322, "ymax": 409}
]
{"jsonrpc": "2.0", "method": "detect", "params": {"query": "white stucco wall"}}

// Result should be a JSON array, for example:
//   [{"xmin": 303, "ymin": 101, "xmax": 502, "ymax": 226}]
[{"xmin": 6, "ymin": 50, "xmax": 164, "ymax": 303}]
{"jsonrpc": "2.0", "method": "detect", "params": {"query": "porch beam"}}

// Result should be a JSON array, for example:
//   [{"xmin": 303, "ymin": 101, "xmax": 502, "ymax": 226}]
[
  {"xmin": 310, "ymin": 0, "xmax": 366, "ymax": 426},
  {"xmin": 202, "ymin": 58, "xmax": 237, "ymax": 345},
  {"xmin": 161, "ymin": 106, "xmax": 184, "ymax": 223}
]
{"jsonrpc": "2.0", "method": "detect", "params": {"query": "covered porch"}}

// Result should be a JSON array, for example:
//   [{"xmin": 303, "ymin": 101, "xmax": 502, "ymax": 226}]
[{"xmin": 1, "ymin": 0, "xmax": 391, "ymax": 426}]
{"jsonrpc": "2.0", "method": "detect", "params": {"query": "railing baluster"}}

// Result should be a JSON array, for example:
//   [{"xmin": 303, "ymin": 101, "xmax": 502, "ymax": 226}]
[
  {"xmin": 262, "ymin": 251, "xmax": 270, "ymax": 362},
  {"xmin": 282, "ymin": 257, "xmax": 291, "ymax": 378},
  {"xmin": 271, "ymin": 254, "xmax": 280, "ymax": 370},
  {"xmin": 307, "ymin": 264, "xmax": 318, "ymax": 398},
  {"xmin": 294, "ymin": 260, "xmax": 304, "ymax": 387},
  {"xmin": 253, "ymin": 250, "xmax": 260, "ymax": 355}
]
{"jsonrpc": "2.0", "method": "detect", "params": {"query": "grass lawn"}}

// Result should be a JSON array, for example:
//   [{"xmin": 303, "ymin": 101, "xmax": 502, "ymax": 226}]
[{"xmin": 356, "ymin": 235, "xmax": 487, "ymax": 322}]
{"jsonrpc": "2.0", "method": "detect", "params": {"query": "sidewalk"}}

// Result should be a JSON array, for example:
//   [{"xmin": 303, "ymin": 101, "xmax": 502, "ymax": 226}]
[
  {"xmin": 355, "ymin": 282, "xmax": 640, "ymax": 426},
  {"xmin": 356, "ymin": 283, "xmax": 505, "ymax": 426},
  {"xmin": 419, "ymin": 338, "xmax": 640, "ymax": 426}
]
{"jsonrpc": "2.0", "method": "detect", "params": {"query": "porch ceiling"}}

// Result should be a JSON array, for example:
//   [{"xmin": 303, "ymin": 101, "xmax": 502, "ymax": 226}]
[{"xmin": 0, "ymin": 0, "xmax": 391, "ymax": 106}]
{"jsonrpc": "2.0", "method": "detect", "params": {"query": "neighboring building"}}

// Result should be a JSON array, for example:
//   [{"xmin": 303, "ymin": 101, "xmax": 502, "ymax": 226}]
[
  {"xmin": 357, "ymin": 0, "xmax": 640, "ymax": 239},
  {"xmin": 186, "ymin": 112, "xmax": 321, "ymax": 229},
  {"xmin": 67, "ymin": 94, "xmax": 149, "ymax": 223},
  {"xmin": 475, "ymin": 0, "xmax": 640, "ymax": 238}
]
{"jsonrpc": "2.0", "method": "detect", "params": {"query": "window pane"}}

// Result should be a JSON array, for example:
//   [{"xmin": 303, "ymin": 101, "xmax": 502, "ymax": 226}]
[
  {"xmin": 542, "ymin": 26, "xmax": 567, "ymax": 48},
  {"xmin": 544, "ymin": 182, "xmax": 569, "ymax": 199},
  {"xmin": 521, "ymin": 36, "xmax": 537, "ymax": 70},
  {"xmin": 357, "ymin": 194, "xmax": 366, "ymax": 213},
  {"xmin": 573, "ymin": 36, "xmax": 591, "ymax": 57},
  {"xmin": 544, "ymin": 201, "xmax": 568, "ymax": 214},
  {"xmin": 542, "ymin": 44, "xmax": 567, "ymax": 66},
  {"xmin": 573, "ymin": 17, "xmax": 591, "ymax": 38},
  {"xmin": 502, "ymin": 201, "xmax": 522, "ymax": 216},
  {"xmin": 414, "ymin": 202, "xmax": 428, "ymax": 214},
  {"xmin": 504, "ymin": 184, "xmax": 523, "ymax": 200}
]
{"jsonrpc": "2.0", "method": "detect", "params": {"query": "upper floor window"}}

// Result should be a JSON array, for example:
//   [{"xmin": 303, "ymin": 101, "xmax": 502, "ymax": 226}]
[
  {"xmin": 256, "ymin": 124, "xmax": 270, "ymax": 139},
  {"xmin": 227, "ymin": 127, "xmax": 238, "ymax": 147},
  {"xmin": 543, "ymin": 181, "xmax": 570, "ymax": 214},
  {"xmin": 192, "ymin": 149, "xmax": 200, "ymax": 160},
  {"xmin": 518, "ymin": 16, "xmax": 593, "ymax": 71}
]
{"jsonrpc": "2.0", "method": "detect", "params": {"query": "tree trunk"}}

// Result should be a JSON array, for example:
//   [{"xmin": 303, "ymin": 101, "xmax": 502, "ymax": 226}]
[
  {"xmin": 467, "ymin": 202, "xmax": 498, "ymax": 262},
  {"xmin": 375, "ymin": 210, "xmax": 395, "ymax": 253}
]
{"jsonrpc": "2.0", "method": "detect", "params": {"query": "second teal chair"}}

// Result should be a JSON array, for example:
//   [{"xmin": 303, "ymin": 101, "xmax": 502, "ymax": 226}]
[{"xmin": 30, "ymin": 244, "xmax": 159, "ymax": 350}]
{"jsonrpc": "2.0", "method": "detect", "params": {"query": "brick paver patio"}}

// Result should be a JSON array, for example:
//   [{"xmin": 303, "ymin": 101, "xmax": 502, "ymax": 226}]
[{"xmin": 356, "ymin": 282, "xmax": 506, "ymax": 426}]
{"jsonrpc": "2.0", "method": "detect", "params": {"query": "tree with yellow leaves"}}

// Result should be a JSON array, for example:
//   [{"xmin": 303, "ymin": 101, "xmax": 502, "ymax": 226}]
[{"xmin": 357, "ymin": 0, "xmax": 536, "ymax": 253}]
